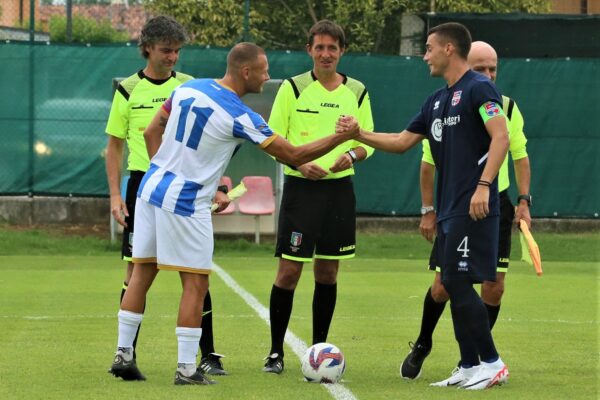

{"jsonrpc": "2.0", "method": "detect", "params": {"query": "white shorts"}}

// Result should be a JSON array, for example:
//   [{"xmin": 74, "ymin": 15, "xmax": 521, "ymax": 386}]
[{"xmin": 131, "ymin": 199, "xmax": 213, "ymax": 274}]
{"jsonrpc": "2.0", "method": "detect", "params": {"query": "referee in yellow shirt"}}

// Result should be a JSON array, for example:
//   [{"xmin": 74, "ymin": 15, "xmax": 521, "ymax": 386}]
[{"xmin": 263, "ymin": 20, "xmax": 375, "ymax": 374}]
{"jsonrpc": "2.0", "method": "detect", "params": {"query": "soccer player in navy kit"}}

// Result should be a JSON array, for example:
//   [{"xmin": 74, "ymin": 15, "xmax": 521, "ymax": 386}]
[{"xmin": 336, "ymin": 23, "xmax": 510, "ymax": 390}]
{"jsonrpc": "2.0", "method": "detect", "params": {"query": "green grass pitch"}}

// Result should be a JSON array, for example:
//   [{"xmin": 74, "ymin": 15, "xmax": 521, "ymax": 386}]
[{"xmin": 0, "ymin": 227, "xmax": 597, "ymax": 399}]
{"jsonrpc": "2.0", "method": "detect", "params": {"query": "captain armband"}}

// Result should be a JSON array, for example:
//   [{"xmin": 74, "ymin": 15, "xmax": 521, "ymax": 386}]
[{"xmin": 478, "ymin": 101, "xmax": 505, "ymax": 123}]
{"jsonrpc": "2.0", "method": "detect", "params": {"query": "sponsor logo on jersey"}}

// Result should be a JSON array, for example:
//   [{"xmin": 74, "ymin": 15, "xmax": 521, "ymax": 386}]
[
  {"xmin": 431, "ymin": 118, "xmax": 443, "ymax": 142},
  {"xmin": 451, "ymin": 90, "xmax": 462, "ymax": 106},
  {"xmin": 484, "ymin": 101, "xmax": 500, "ymax": 116},
  {"xmin": 291, "ymin": 232, "xmax": 302, "ymax": 247},
  {"xmin": 153, "ymin": 97, "xmax": 168, "ymax": 103},
  {"xmin": 430, "ymin": 115, "xmax": 461, "ymax": 142},
  {"xmin": 443, "ymin": 115, "xmax": 461, "ymax": 126},
  {"xmin": 433, "ymin": 100, "xmax": 440, "ymax": 110},
  {"xmin": 458, "ymin": 260, "xmax": 469, "ymax": 272},
  {"xmin": 320, "ymin": 102, "xmax": 340, "ymax": 108}
]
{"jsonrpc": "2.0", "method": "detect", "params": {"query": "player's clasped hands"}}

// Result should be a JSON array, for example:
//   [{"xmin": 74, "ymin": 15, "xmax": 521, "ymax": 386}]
[{"xmin": 335, "ymin": 115, "xmax": 360, "ymax": 137}]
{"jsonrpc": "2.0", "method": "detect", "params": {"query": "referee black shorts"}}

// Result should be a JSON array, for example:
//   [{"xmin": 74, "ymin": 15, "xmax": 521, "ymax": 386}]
[
  {"xmin": 497, "ymin": 190, "xmax": 515, "ymax": 271},
  {"xmin": 275, "ymin": 176, "xmax": 356, "ymax": 262},
  {"xmin": 428, "ymin": 190, "xmax": 515, "ymax": 273},
  {"xmin": 121, "ymin": 171, "xmax": 145, "ymax": 261}
]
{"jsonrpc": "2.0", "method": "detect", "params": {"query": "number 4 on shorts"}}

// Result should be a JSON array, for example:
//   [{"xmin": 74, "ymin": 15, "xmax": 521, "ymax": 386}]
[{"xmin": 457, "ymin": 236, "xmax": 470, "ymax": 258}]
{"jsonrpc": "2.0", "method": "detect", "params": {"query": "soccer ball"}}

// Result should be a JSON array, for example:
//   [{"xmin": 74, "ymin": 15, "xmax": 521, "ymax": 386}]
[{"xmin": 301, "ymin": 342, "xmax": 345, "ymax": 383}]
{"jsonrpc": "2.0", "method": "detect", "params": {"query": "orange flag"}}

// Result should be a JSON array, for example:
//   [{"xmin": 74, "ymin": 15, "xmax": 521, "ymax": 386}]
[{"xmin": 519, "ymin": 219, "xmax": 542, "ymax": 276}]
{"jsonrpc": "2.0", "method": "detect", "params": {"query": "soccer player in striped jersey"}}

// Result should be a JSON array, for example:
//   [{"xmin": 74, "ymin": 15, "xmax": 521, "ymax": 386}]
[
  {"xmin": 106, "ymin": 16, "xmax": 227, "ymax": 380},
  {"xmin": 108, "ymin": 42, "xmax": 359, "ymax": 385}
]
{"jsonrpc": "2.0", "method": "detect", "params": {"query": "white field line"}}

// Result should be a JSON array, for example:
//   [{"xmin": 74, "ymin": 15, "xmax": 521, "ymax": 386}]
[{"xmin": 211, "ymin": 261, "xmax": 358, "ymax": 400}]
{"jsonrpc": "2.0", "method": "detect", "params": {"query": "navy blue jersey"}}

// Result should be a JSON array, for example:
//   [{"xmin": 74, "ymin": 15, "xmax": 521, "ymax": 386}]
[{"xmin": 407, "ymin": 70, "xmax": 503, "ymax": 222}]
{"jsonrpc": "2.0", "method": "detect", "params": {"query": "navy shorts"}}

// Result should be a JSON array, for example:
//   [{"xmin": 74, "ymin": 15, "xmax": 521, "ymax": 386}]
[
  {"xmin": 275, "ymin": 176, "xmax": 356, "ymax": 262},
  {"xmin": 428, "ymin": 190, "xmax": 514, "ymax": 273},
  {"xmin": 436, "ymin": 215, "xmax": 499, "ymax": 284},
  {"xmin": 121, "ymin": 171, "xmax": 145, "ymax": 261}
]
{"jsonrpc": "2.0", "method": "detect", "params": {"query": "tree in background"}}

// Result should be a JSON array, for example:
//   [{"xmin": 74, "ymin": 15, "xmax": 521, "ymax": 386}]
[
  {"xmin": 142, "ymin": 0, "xmax": 270, "ymax": 47},
  {"xmin": 426, "ymin": 0, "xmax": 550, "ymax": 13},
  {"xmin": 146, "ymin": 0, "xmax": 551, "ymax": 54},
  {"xmin": 49, "ymin": 15, "xmax": 128, "ymax": 42}
]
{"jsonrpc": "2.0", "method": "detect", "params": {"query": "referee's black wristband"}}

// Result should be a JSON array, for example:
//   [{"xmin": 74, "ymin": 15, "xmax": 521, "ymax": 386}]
[
  {"xmin": 217, "ymin": 185, "xmax": 228, "ymax": 194},
  {"xmin": 477, "ymin": 180, "xmax": 491, "ymax": 187}
]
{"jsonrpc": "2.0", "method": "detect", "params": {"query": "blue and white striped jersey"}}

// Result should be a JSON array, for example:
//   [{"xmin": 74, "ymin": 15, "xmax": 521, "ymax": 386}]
[{"xmin": 137, "ymin": 79, "xmax": 276, "ymax": 217}]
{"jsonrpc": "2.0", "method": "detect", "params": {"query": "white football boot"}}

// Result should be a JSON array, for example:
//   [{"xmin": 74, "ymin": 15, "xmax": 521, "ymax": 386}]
[
  {"xmin": 430, "ymin": 365, "xmax": 480, "ymax": 387},
  {"xmin": 462, "ymin": 359, "xmax": 509, "ymax": 390}
]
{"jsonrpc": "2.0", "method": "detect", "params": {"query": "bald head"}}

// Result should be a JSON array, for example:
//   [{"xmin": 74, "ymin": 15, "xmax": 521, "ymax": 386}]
[
  {"xmin": 227, "ymin": 42, "xmax": 266, "ymax": 72},
  {"xmin": 223, "ymin": 42, "xmax": 270, "ymax": 96},
  {"xmin": 468, "ymin": 41, "xmax": 498, "ymax": 81}
]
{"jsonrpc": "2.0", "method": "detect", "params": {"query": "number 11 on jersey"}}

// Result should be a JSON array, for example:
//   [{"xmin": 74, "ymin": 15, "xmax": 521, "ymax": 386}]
[{"xmin": 175, "ymin": 97, "xmax": 214, "ymax": 150}]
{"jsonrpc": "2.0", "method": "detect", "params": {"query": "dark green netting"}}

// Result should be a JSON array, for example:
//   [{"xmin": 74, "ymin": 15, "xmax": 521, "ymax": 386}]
[{"xmin": 1, "ymin": 42, "xmax": 597, "ymax": 217}]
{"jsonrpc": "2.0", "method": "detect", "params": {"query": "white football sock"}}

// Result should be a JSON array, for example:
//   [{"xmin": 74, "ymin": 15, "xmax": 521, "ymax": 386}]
[
  {"xmin": 176, "ymin": 327, "xmax": 202, "ymax": 376},
  {"xmin": 117, "ymin": 309, "xmax": 143, "ymax": 356}
]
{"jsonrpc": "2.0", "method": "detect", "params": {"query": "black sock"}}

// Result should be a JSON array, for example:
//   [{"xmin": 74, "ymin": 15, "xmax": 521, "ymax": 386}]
[
  {"xmin": 485, "ymin": 303, "xmax": 501, "ymax": 330},
  {"xmin": 445, "ymin": 280, "xmax": 498, "ymax": 364},
  {"xmin": 200, "ymin": 290, "xmax": 215, "ymax": 357},
  {"xmin": 416, "ymin": 287, "xmax": 447, "ymax": 348},
  {"xmin": 269, "ymin": 285, "xmax": 295, "ymax": 357},
  {"xmin": 312, "ymin": 281, "xmax": 337, "ymax": 344},
  {"xmin": 449, "ymin": 301, "xmax": 480, "ymax": 367}
]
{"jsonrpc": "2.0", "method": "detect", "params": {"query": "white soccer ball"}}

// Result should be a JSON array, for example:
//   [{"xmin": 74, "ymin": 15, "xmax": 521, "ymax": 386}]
[{"xmin": 301, "ymin": 342, "xmax": 346, "ymax": 383}]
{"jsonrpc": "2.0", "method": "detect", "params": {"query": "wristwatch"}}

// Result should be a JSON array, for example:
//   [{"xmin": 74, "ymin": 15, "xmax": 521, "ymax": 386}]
[
  {"xmin": 346, "ymin": 149, "xmax": 357, "ymax": 164},
  {"xmin": 420, "ymin": 206, "xmax": 435, "ymax": 215},
  {"xmin": 517, "ymin": 194, "xmax": 532, "ymax": 207},
  {"xmin": 217, "ymin": 185, "xmax": 229, "ymax": 194}
]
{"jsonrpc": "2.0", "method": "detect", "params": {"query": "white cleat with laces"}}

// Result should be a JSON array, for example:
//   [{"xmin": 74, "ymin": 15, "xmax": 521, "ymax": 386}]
[{"xmin": 430, "ymin": 365, "xmax": 480, "ymax": 387}]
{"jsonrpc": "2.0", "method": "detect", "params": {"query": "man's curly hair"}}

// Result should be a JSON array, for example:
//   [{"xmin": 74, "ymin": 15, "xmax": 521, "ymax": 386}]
[{"xmin": 138, "ymin": 16, "xmax": 188, "ymax": 58}]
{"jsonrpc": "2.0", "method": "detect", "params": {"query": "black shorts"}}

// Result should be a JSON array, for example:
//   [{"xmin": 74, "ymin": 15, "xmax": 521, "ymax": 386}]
[
  {"xmin": 121, "ymin": 171, "xmax": 145, "ymax": 261},
  {"xmin": 428, "ymin": 190, "xmax": 515, "ymax": 272},
  {"xmin": 275, "ymin": 176, "xmax": 356, "ymax": 262},
  {"xmin": 435, "ymin": 215, "xmax": 499, "ymax": 284},
  {"xmin": 497, "ymin": 190, "xmax": 515, "ymax": 270}
]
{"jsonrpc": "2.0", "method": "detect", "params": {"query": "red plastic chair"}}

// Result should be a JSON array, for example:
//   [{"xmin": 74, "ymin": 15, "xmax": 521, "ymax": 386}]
[
  {"xmin": 214, "ymin": 176, "xmax": 235, "ymax": 215},
  {"xmin": 238, "ymin": 176, "xmax": 275, "ymax": 244}
]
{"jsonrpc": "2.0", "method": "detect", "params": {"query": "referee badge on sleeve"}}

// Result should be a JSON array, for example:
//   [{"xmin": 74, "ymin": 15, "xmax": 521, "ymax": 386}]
[{"xmin": 290, "ymin": 232, "xmax": 303, "ymax": 247}]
